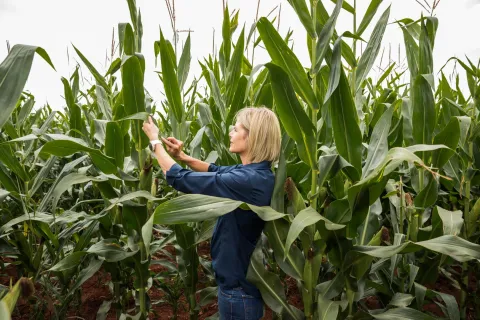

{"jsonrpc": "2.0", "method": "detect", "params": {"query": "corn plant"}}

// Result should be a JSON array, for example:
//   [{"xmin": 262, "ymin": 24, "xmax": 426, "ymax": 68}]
[{"xmin": 1, "ymin": 0, "xmax": 479, "ymax": 320}]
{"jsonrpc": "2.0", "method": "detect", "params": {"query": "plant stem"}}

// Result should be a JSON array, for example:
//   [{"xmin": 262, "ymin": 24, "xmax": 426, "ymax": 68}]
[
  {"xmin": 310, "ymin": 0, "xmax": 319, "ymax": 210},
  {"xmin": 139, "ymin": 285, "xmax": 146, "ymax": 315},
  {"xmin": 399, "ymin": 178, "xmax": 405, "ymax": 234},
  {"xmin": 461, "ymin": 113, "xmax": 474, "ymax": 319},
  {"xmin": 351, "ymin": 0, "xmax": 357, "ymax": 95}
]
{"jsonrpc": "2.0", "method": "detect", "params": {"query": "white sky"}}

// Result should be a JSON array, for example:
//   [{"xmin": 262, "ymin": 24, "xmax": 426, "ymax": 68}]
[{"xmin": 1, "ymin": 0, "xmax": 480, "ymax": 110}]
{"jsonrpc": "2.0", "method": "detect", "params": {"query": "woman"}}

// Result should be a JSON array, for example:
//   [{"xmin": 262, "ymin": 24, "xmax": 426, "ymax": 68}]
[{"xmin": 142, "ymin": 107, "xmax": 281, "ymax": 320}]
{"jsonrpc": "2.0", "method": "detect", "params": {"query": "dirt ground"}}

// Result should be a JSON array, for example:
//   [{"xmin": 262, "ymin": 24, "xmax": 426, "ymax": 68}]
[{"xmin": 1, "ymin": 245, "xmax": 476, "ymax": 320}]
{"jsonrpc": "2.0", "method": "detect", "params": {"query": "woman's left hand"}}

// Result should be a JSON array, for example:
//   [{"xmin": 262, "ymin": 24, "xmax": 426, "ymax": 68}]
[{"xmin": 142, "ymin": 116, "xmax": 160, "ymax": 141}]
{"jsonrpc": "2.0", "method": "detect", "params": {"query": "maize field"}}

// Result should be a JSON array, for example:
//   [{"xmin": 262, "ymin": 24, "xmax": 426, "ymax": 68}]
[{"xmin": 1, "ymin": 0, "xmax": 480, "ymax": 319}]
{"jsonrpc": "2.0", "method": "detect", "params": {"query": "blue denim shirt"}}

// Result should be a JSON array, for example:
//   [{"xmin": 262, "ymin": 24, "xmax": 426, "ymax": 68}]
[{"xmin": 166, "ymin": 161, "xmax": 274, "ymax": 298}]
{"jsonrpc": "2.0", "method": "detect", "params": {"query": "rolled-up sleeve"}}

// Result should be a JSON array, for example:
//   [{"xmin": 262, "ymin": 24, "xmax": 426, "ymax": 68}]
[{"xmin": 166, "ymin": 163, "xmax": 252, "ymax": 199}]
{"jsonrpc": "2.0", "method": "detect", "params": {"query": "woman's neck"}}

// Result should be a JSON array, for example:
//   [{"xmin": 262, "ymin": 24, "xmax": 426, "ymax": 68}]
[{"xmin": 240, "ymin": 153, "xmax": 251, "ymax": 165}]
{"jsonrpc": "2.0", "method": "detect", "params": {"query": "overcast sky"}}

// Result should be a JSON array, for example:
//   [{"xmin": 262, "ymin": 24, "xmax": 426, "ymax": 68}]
[{"xmin": 1, "ymin": 0, "xmax": 480, "ymax": 110}]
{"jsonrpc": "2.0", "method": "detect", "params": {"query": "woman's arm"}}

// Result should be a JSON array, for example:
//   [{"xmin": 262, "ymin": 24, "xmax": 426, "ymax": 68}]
[
  {"xmin": 152, "ymin": 144, "xmax": 176, "ymax": 175},
  {"xmin": 176, "ymin": 151, "xmax": 210, "ymax": 172},
  {"xmin": 142, "ymin": 116, "xmax": 210, "ymax": 173}
]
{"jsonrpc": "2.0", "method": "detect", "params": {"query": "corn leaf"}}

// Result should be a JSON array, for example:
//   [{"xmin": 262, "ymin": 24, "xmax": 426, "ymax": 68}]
[
  {"xmin": 330, "ymin": 68, "xmax": 363, "ymax": 174},
  {"xmin": 121, "ymin": 54, "xmax": 149, "ymax": 149},
  {"xmin": 355, "ymin": 6, "xmax": 391, "ymax": 90},
  {"xmin": 357, "ymin": 0, "xmax": 383, "ymax": 37},
  {"xmin": 286, "ymin": 0, "xmax": 316, "ymax": 38},
  {"xmin": 105, "ymin": 122, "xmax": 124, "ymax": 168},
  {"xmin": 267, "ymin": 63, "xmax": 316, "ymax": 168},
  {"xmin": 177, "ymin": 33, "xmax": 191, "ymax": 91},
  {"xmin": 73, "ymin": 45, "xmax": 110, "ymax": 94},
  {"xmin": 314, "ymin": 0, "xmax": 343, "ymax": 74},
  {"xmin": 0, "ymin": 45, "xmax": 55, "ymax": 130},
  {"xmin": 246, "ymin": 245, "xmax": 304, "ymax": 320},
  {"xmin": 40, "ymin": 137, "xmax": 117, "ymax": 174},
  {"xmin": 257, "ymin": 17, "xmax": 319, "ymax": 110}
]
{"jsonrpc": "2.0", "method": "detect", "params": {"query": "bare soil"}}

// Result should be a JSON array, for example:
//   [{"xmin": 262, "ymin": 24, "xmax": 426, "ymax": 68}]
[{"xmin": 2, "ymin": 249, "xmax": 477, "ymax": 319}]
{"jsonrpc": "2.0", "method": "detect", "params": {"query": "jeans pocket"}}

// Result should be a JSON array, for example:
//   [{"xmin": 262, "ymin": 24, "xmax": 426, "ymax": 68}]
[
  {"xmin": 243, "ymin": 296, "xmax": 263, "ymax": 320},
  {"xmin": 219, "ymin": 288, "xmax": 233, "ymax": 299}
]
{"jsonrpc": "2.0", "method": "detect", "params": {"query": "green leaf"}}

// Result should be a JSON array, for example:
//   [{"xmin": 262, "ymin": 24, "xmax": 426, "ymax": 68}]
[
  {"xmin": 267, "ymin": 63, "xmax": 316, "ymax": 168},
  {"xmin": 225, "ymin": 28, "xmax": 245, "ymax": 108},
  {"xmin": 353, "ymin": 235, "xmax": 480, "ymax": 262},
  {"xmin": 17, "ymin": 97, "xmax": 35, "ymax": 127},
  {"xmin": 51, "ymin": 172, "xmax": 107, "ymax": 211},
  {"xmin": 357, "ymin": 0, "xmax": 383, "ymax": 37},
  {"xmin": 432, "ymin": 117, "xmax": 460, "ymax": 169},
  {"xmin": 377, "ymin": 62, "xmax": 396, "ymax": 86},
  {"xmin": 317, "ymin": 296, "xmax": 341, "ymax": 320},
  {"xmin": 324, "ymin": 37, "xmax": 343, "ymax": 103},
  {"xmin": 330, "ymin": 68, "xmax": 363, "ymax": 173},
  {"xmin": 467, "ymin": 199, "xmax": 480, "ymax": 238},
  {"xmin": 73, "ymin": 45, "xmax": 110, "ymax": 94},
  {"xmin": 121, "ymin": 54, "xmax": 148, "ymax": 149},
  {"xmin": 413, "ymin": 283, "xmax": 459, "ymax": 320},
  {"xmin": 389, "ymin": 293, "xmax": 414, "ymax": 307},
  {"xmin": 105, "ymin": 122, "xmax": 124, "ymax": 168},
  {"xmin": 62, "ymin": 77, "xmax": 83, "ymax": 138},
  {"xmin": 103, "ymin": 190, "xmax": 164, "ymax": 212},
  {"xmin": 316, "ymin": 272, "xmax": 346, "ymax": 300},
  {"xmin": 0, "ymin": 301, "xmax": 10, "ymax": 320},
  {"xmin": 314, "ymin": 0, "xmax": 343, "ymax": 73},
  {"xmin": 246, "ymin": 245, "xmax": 303, "ymax": 320},
  {"xmin": 257, "ymin": 17, "xmax": 319, "ymax": 110},
  {"xmin": 126, "ymin": 0, "xmax": 138, "ymax": 32},
  {"xmin": 222, "ymin": 5, "xmax": 231, "ymax": 65},
  {"xmin": 226, "ymin": 76, "xmax": 247, "ymax": 126},
  {"xmin": 434, "ymin": 206, "xmax": 463, "ymax": 236},
  {"xmin": 326, "ymin": 198, "xmax": 351, "ymax": 224},
  {"xmin": 87, "ymin": 239, "xmax": 138, "ymax": 262},
  {"xmin": 0, "ymin": 45, "xmax": 55, "ymax": 130},
  {"xmin": 400, "ymin": 24, "xmax": 419, "ymax": 78},
  {"xmin": 284, "ymin": 207, "xmax": 344, "ymax": 258},
  {"xmin": 330, "ymin": 0, "xmax": 355, "ymax": 14},
  {"xmin": 355, "ymin": 6, "xmax": 391, "ymax": 90},
  {"xmin": 0, "ymin": 145, "xmax": 29, "ymax": 181},
  {"xmin": 96, "ymin": 85, "xmax": 112, "ymax": 120},
  {"xmin": 0, "ymin": 212, "xmax": 53, "ymax": 234},
  {"xmin": 372, "ymin": 307, "xmax": 436, "ymax": 320},
  {"xmin": 363, "ymin": 105, "xmax": 394, "ymax": 178},
  {"xmin": 177, "ymin": 33, "xmax": 191, "ymax": 90},
  {"xmin": 159, "ymin": 31, "xmax": 183, "ymax": 122},
  {"xmin": 419, "ymin": 18, "xmax": 433, "ymax": 75},
  {"xmin": 115, "ymin": 112, "xmax": 149, "ymax": 122},
  {"xmin": 412, "ymin": 75, "xmax": 435, "ymax": 154},
  {"xmin": 197, "ymin": 287, "xmax": 218, "ymax": 307},
  {"xmin": 29, "ymin": 156, "xmax": 57, "ymax": 197},
  {"xmin": 208, "ymin": 70, "xmax": 226, "ymax": 121},
  {"xmin": 49, "ymin": 252, "xmax": 88, "ymax": 272},
  {"xmin": 40, "ymin": 137, "xmax": 117, "ymax": 174},
  {"xmin": 194, "ymin": 219, "xmax": 216, "ymax": 245},
  {"xmin": 264, "ymin": 220, "xmax": 305, "ymax": 281},
  {"xmin": 286, "ymin": 0, "xmax": 316, "ymax": 38},
  {"xmin": 148, "ymin": 194, "xmax": 285, "ymax": 225},
  {"xmin": 414, "ymin": 177, "xmax": 438, "ymax": 209},
  {"xmin": 123, "ymin": 23, "xmax": 135, "ymax": 55}
]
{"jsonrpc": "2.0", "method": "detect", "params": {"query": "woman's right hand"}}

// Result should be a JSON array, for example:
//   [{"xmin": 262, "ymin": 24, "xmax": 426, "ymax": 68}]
[{"xmin": 161, "ymin": 137, "xmax": 184, "ymax": 160}]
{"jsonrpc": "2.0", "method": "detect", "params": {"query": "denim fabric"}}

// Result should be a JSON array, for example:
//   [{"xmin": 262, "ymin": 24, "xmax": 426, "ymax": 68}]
[
  {"xmin": 218, "ymin": 287, "xmax": 264, "ymax": 320},
  {"xmin": 166, "ymin": 161, "xmax": 274, "ymax": 298}
]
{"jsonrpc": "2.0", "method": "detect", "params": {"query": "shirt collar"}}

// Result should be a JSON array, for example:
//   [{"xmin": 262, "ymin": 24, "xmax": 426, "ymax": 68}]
[{"xmin": 243, "ymin": 161, "xmax": 271, "ymax": 169}]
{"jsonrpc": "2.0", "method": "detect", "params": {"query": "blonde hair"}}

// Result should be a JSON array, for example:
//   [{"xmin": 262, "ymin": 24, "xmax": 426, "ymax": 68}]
[{"xmin": 234, "ymin": 106, "xmax": 281, "ymax": 163}]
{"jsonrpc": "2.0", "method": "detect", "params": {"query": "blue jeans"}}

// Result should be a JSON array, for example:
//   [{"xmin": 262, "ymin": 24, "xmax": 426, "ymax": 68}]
[{"xmin": 218, "ymin": 287, "xmax": 264, "ymax": 320}]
